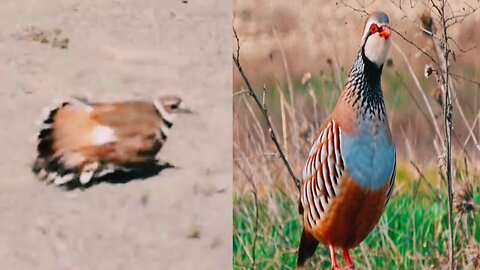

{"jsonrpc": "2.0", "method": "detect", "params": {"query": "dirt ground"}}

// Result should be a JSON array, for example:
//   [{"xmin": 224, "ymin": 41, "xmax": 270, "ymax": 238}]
[{"xmin": 0, "ymin": 0, "xmax": 231, "ymax": 269}]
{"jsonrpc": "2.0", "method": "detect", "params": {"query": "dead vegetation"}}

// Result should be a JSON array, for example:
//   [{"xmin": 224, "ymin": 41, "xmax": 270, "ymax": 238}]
[{"xmin": 233, "ymin": 0, "xmax": 480, "ymax": 269}]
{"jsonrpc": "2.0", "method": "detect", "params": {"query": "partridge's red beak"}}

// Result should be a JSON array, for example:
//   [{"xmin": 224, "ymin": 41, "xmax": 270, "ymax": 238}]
[{"xmin": 379, "ymin": 25, "xmax": 391, "ymax": 39}]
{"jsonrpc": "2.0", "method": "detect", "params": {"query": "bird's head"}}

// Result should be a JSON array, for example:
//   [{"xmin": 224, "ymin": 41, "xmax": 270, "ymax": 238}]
[
  {"xmin": 155, "ymin": 95, "xmax": 192, "ymax": 115},
  {"xmin": 153, "ymin": 95, "xmax": 192, "ymax": 123},
  {"xmin": 361, "ymin": 11, "xmax": 392, "ymax": 67}
]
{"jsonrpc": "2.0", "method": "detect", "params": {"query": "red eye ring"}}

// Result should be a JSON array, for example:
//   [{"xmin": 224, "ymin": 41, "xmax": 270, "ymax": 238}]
[{"xmin": 369, "ymin": 23, "xmax": 379, "ymax": 34}]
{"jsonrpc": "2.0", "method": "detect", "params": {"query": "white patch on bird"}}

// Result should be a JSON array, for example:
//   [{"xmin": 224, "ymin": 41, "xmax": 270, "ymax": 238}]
[
  {"xmin": 315, "ymin": 195, "xmax": 325, "ymax": 219},
  {"xmin": 302, "ymin": 166, "xmax": 308, "ymax": 182},
  {"xmin": 94, "ymin": 164, "xmax": 117, "ymax": 178},
  {"xmin": 364, "ymin": 33, "xmax": 391, "ymax": 66},
  {"xmin": 301, "ymin": 183, "xmax": 308, "ymax": 209},
  {"xmin": 320, "ymin": 145, "xmax": 327, "ymax": 163},
  {"xmin": 306, "ymin": 183, "xmax": 318, "ymax": 220},
  {"xmin": 320, "ymin": 196, "xmax": 328, "ymax": 212},
  {"xmin": 153, "ymin": 99, "xmax": 176, "ymax": 123},
  {"xmin": 323, "ymin": 166, "xmax": 333, "ymax": 197},
  {"xmin": 307, "ymin": 212, "xmax": 315, "ymax": 228},
  {"xmin": 332, "ymin": 175, "xmax": 340, "ymax": 195},
  {"xmin": 80, "ymin": 162, "xmax": 98, "ymax": 184},
  {"xmin": 160, "ymin": 124, "xmax": 171, "ymax": 137},
  {"xmin": 91, "ymin": 125, "xmax": 117, "ymax": 145},
  {"xmin": 46, "ymin": 172, "xmax": 58, "ymax": 183},
  {"xmin": 39, "ymin": 123, "xmax": 51, "ymax": 130},
  {"xmin": 53, "ymin": 174, "xmax": 75, "ymax": 185}
]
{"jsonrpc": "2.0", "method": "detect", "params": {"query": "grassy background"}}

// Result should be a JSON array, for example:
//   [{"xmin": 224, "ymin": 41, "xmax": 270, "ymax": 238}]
[
  {"xmin": 233, "ymin": 165, "xmax": 480, "ymax": 269},
  {"xmin": 233, "ymin": 0, "xmax": 480, "ymax": 269}
]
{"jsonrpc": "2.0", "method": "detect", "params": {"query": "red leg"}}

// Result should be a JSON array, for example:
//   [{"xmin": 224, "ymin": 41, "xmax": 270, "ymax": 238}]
[
  {"xmin": 342, "ymin": 248, "xmax": 355, "ymax": 269},
  {"xmin": 329, "ymin": 244, "xmax": 339, "ymax": 269}
]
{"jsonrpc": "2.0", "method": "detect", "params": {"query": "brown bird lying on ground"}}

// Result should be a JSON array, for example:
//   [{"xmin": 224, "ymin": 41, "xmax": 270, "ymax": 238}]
[{"xmin": 32, "ymin": 95, "xmax": 191, "ymax": 186}]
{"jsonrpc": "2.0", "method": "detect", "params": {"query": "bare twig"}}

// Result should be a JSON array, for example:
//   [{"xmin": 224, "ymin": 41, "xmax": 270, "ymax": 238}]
[
  {"xmin": 390, "ymin": 27, "xmax": 439, "ymax": 66},
  {"xmin": 234, "ymin": 89, "xmax": 250, "ymax": 96},
  {"xmin": 448, "ymin": 38, "xmax": 480, "ymax": 54},
  {"xmin": 338, "ymin": 0, "xmax": 369, "ymax": 15},
  {"xmin": 233, "ymin": 27, "xmax": 301, "ymax": 191},
  {"xmin": 461, "ymin": 111, "xmax": 480, "ymax": 153},
  {"xmin": 448, "ymin": 72, "xmax": 480, "ymax": 87},
  {"xmin": 410, "ymin": 160, "xmax": 442, "ymax": 201},
  {"xmin": 425, "ymin": 2, "xmax": 456, "ymax": 268}
]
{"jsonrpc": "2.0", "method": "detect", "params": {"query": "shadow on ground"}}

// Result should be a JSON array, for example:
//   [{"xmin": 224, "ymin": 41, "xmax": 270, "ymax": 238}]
[{"xmin": 61, "ymin": 162, "xmax": 176, "ymax": 190}]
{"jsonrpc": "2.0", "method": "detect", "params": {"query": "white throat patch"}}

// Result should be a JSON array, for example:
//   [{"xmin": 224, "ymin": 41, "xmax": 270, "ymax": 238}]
[{"xmin": 363, "ymin": 32, "xmax": 391, "ymax": 67}]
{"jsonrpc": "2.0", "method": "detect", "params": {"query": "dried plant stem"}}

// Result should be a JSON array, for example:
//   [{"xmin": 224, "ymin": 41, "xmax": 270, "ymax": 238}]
[
  {"xmin": 392, "ymin": 41, "xmax": 443, "ymax": 155},
  {"xmin": 429, "ymin": 1, "xmax": 455, "ymax": 267},
  {"xmin": 451, "ymin": 88, "xmax": 480, "ymax": 153},
  {"xmin": 272, "ymin": 27, "xmax": 299, "ymax": 150},
  {"xmin": 234, "ymin": 160, "xmax": 259, "ymax": 268},
  {"xmin": 410, "ymin": 161, "xmax": 442, "ymax": 201},
  {"xmin": 233, "ymin": 28, "xmax": 301, "ymax": 191},
  {"xmin": 278, "ymin": 89, "xmax": 289, "ymax": 155}
]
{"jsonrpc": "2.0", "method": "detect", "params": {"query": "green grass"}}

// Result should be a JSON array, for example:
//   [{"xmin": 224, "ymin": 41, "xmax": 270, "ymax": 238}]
[
  {"xmin": 233, "ymin": 170, "xmax": 480, "ymax": 270},
  {"xmin": 233, "ymin": 65, "xmax": 480, "ymax": 269}
]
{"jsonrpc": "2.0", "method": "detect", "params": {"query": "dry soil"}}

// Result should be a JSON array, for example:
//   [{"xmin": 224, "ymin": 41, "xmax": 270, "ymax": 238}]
[{"xmin": 0, "ymin": 0, "xmax": 231, "ymax": 269}]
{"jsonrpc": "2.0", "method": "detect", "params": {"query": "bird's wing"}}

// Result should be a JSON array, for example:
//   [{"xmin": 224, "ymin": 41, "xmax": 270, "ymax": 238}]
[
  {"xmin": 384, "ymin": 153, "xmax": 396, "ymax": 206},
  {"xmin": 300, "ymin": 119, "xmax": 345, "ymax": 229},
  {"xmin": 90, "ymin": 102, "xmax": 166, "ymax": 165}
]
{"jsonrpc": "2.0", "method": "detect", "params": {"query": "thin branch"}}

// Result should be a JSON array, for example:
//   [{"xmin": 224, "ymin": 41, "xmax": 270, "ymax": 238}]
[
  {"xmin": 338, "ymin": 0, "xmax": 369, "ymax": 15},
  {"xmin": 445, "ymin": 4, "xmax": 480, "ymax": 28},
  {"xmin": 410, "ymin": 160, "xmax": 442, "ymax": 201},
  {"xmin": 448, "ymin": 37, "xmax": 480, "ymax": 54},
  {"xmin": 447, "ymin": 71, "xmax": 480, "ymax": 87},
  {"xmin": 461, "ymin": 111, "xmax": 480, "ymax": 153},
  {"xmin": 234, "ymin": 89, "xmax": 250, "ymax": 97},
  {"xmin": 233, "ymin": 27, "xmax": 301, "ymax": 191},
  {"xmin": 390, "ymin": 27, "xmax": 439, "ymax": 66},
  {"xmin": 432, "ymin": 1, "xmax": 455, "ymax": 268}
]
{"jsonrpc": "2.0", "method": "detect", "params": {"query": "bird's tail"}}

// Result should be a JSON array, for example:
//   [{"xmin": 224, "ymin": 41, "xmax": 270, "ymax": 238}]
[
  {"xmin": 32, "ymin": 98, "xmax": 109, "ymax": 186},
  {"xmin": 297, "ymin": 228, "xmax": 319, "ymax": 268}
]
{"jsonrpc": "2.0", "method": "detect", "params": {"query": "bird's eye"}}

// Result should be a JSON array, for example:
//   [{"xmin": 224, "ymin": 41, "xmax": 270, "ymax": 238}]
[{"xmin": 369, "ymin": 23, "xmax": 379, "ymax": 34}]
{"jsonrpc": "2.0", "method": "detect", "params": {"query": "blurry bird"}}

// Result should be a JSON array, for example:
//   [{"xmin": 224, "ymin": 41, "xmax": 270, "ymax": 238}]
[
  {"xmin": 297, "ymin": 12, "xmax": 396, "ymax": 269},
  {"xmin": 32, "ymin": 95, "xmax": 191, "ymax": 186}
]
